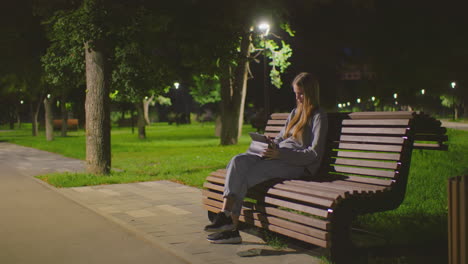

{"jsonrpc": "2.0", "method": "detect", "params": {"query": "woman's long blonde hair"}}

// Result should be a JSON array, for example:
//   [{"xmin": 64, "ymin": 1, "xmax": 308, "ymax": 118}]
[{"xmin": 284, "ymin": 72, "xmax": 320, "ymax": 141}]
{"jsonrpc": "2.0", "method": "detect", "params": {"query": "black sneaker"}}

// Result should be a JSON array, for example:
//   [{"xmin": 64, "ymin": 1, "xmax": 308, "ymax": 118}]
[
  {"xmin": 204, "ymin": 212, "xmax": 235, "ymax": 232},
  {"xmin": 207, "ymin": 230, "xmax": 242, "ymax": 244}
]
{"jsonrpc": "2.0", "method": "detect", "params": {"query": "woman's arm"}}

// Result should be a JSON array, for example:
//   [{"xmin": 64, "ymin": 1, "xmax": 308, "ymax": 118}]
[{"xmin": 277, "ymin": 111, "xmax": 328, "ymax": 166}]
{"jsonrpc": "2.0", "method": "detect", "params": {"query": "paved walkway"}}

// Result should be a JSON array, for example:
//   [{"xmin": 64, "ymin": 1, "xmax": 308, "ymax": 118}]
[
  {"xmin": 0, "ymin": 142, "xmax": 322, "ymax": 264},
  {"xmin": 441, "ymin": 120, "xmax": 468, "ymax": 131}
]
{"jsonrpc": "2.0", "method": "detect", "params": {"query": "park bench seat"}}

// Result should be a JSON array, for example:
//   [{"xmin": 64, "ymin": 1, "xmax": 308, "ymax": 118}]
[{"xmin": 202, "ymin": 111, "xmax": 448, "ymax": 258}]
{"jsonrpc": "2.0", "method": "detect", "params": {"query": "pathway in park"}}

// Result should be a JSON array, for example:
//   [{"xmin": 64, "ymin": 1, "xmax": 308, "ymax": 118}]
[
  {"xmin": 441, "ymin": 120, "xmax": 468, "ymax": 131},
  {"xmin": 0, "ymin": 142, "xmax": 322, "ymax": 264}
]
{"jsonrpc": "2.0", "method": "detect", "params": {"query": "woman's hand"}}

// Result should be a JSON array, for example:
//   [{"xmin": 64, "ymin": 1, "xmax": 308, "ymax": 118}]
[{"xmin": 263, "ymin": 148, "xmax": 280, "ymax": 160}]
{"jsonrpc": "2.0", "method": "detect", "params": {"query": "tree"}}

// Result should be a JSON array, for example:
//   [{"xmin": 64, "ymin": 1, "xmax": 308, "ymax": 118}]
[
  {"xmin": 0, "ymin": 1, "xmax": 48, "ymax": 135},
  {"xmin": 175, "ymin": 0, "xmax": 293, "ymax": 145}
]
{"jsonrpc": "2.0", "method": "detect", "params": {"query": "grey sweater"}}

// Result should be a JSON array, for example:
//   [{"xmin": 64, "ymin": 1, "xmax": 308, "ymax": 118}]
[{"xmin": 273, "ymin": 108, "xmax": 328, "ymax": 175}]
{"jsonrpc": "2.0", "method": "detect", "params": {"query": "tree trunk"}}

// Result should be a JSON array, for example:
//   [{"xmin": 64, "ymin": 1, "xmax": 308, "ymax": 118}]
[
  {"xmin": 16, "ymin": 108, "xmax": 21, "ymax": 129},
  {"xmin": 143, "ymin": 95, "xmax": 154, "ymax": 125},
  {"xmin": 84, "ymin": 41, "xmax": 111, "ymax": 175},
  {"xmin": 219, "ymin": 30, "xmax": 251, "ymax": 145},
  {"xmin": 60, "ymin": 94, "xmax": 68, "ymax": 137},
  {"xmin": 30, "ymin": 101, "xmax": 40, "ymax": 136},
  {"xmin": 44, "ymin": 98, "xmax": 54, "ymax": 141},
  {"xmin": 136, "ymin": 101, "xmax": 146, "ymax": 139}
]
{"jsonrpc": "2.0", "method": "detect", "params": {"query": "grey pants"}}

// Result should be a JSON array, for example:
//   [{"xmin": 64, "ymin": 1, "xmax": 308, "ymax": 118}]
[{"xmin": 223, "ymin": 153, "xmax": 306, "ymax": 215}]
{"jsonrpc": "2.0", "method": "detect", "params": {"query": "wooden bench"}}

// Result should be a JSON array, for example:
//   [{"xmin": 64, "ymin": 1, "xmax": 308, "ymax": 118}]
[
  {"xmin": 202, "ymin": 111, "xmax": 448, "ymax": 262},
  {"xmin": 53, "ymin": 119, "xmax": 79, "ymax": 131}
]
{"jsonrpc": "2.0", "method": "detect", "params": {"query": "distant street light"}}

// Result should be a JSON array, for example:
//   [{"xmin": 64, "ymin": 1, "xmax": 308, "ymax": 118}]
[
  {"xmin": 356, "ymin": 98, "xmax": 361, "ymax": 103},
  {"xmin": 451, "ymin": 81, "xmax": 456, "ymax": 120},
  {"xmin": 174, "ymin": 82, "xmax": 180, "ymax": 89},
  {"xmin": 338, "ymin": 103, "xmax": 342, "ymax": 108},
  {"xmin": 47, "ymin": 94, "xmax": 51, "ymax": 99},
  {"xmin": 347, "ymin": 102, "xmax": 351, "ymax": 106},
  {"xmin": 393, "ymin": 93, "xmax": 398, "ymax": 99},
  {"xmin": 421, "ymin": 89, "xmax": 425, "ymax": 95},
  {"xmin": 371, "ymin": 96, "xmax": 376, "ymax": 102},
  {"xmin": 20, "ymin": 100, "xmax": 24, "ymax": 104}
]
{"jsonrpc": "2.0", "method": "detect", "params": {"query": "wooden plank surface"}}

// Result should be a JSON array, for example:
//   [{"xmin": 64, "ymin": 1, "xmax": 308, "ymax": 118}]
[
  {"xmin": 338, "ymin": 142, "xmax": 403, "ymax": 152},
  {"xmin": 333, "ymin": 165, "xmax": 396, "ymax": 178},
  {"xmin": 334, "ymin": 158, "xmax": 400, "ymax": 169},
  {"xmin": 339, "ymin": 135, "xmax": 405, "ymax": 144},
  {"xmin": 337, "ymin": 151, "xmax": 401, "ymax": 161},
  {"xmin": 342, "ymin": 119, "xmax": 410, "ymax": 126},
  {"xmin": 348, "ymin": 111, "xmax": 415, "ymax": 119},
  {"xmin": 342, "ymin": 127, "xmax": 408, "ymax": 135}
]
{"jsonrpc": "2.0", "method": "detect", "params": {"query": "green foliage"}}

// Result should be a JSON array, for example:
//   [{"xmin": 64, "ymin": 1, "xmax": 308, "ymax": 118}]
[
  {"xmin": 263, "ymin": 39, "xmax": 293, "ymax": 88},
  {"xmin": 440, "ymin": 94, "xmax": 459, "ymax": 108},
  {"xmin": 190, "ymin": 74, "xmax": 221, "ymax": 106}
]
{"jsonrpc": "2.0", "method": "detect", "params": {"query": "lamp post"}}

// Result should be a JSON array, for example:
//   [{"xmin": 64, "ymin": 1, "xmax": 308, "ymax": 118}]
[
  {"xmin": 258, "ymin": 22, "xmax": 270, "ymax": 121},
  {"xmin": 451, "ymin": 81, "xmax": 456, "ymax": 120}
]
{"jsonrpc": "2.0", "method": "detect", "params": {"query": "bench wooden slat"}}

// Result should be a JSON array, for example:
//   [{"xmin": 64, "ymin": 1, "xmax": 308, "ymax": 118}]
[
  {"xmin": 284, "ymin": 181, "xmax": 351, "ymax": 197},
  {"xmin": 203, "ymin": 182, "xmax": 224, "ymax": 192},
  {"xmin": 247, "ymin": 211, "xmax": 329, "ymax": 240},
  {"xmin": 289, "ymin": 180, "xmax": 361, "ymax": 195},
  {"xmin": 337, "ymin": 175, "xmax": 393, "ymax": 186},
  {"xmin": 334, "ymin": 158, "xmax": 399, "ymax": 169},
  {"xmin": 330, "ymin": 180, "xmax": 387, "ymax": 192},
  {"xmin": 348, "ymin": 111, "xmax": 415, "ymax": 119},
  {"xmin": 333, "ymin": 165, "xmax": 396, "ymax": 178},
  {"xmin": 263, "ymin": 196, "xmax": 330, "ymax": 218},
  {"xmin": 340, "ymin": 135, "xmax": 405, "ymax": 144},
  {"xmin": 342, "ymin": 119, "xmax": 410, "ymax": 126},
  {"xmin": 206, "ymin": 176, "xmax": 225, "ymax": 184},
  {"xmin": 267, "ymin": 188, "xmax": 335, "ymax": 207},
  {"xmin": 342, "ymin": 127, "xmax": 408, "ymax": 135},
  {"xmin": 267, "ymin": 119, "xmax": 287, "ymax": 125},
  {"xmin": 251, "ymin": 203, "xmax": 330, "ymax": 230},
  {"xmin": 265, "ymin": 126, "xmax": 283, "ymax": 132},
  {"xmin": 210, "ymin": 170, "xmax": 227, "ymax": 178},
  {"xmin": 239, "ymin": 213, "xmax": 329, "ymax": 248},
  {"xmin": 275, "ymin": 182, "xmax": 347, "ymax": 200},
  {"xmin": 338, "ymin": 143, "xmax": 403, "ymax": 152},
  {"xmin": 337, "ymin": 151, "xmax": 401, "ymax": 161},
  {"xmin": 270, "ymin": 113, "xmax": 290, "ymax": 119}
]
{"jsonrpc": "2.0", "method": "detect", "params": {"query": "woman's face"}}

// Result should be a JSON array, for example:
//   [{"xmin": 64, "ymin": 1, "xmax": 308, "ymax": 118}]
[{"xmin": 293, "ymin": 85, "xmax": 304, "ymax": 104}]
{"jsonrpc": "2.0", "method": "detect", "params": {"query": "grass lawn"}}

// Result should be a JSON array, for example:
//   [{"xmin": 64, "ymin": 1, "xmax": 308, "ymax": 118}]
[
  {"xmin": 0, "ymin": 122, "xmax": 256, "ymax": 187},
  {"xmin": 1, "ymin": 122, "xmax": 468, "ymax": 261}
]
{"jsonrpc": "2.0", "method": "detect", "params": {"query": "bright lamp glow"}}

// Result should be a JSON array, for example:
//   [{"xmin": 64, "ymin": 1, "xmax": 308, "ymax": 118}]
[
  {"xmin": 393, "ymin": 93, "xmax": 398, "ymax": 99},
  {"xmin": 174, "ymin": 82, "xmax": 180, "ymax": 89},
  {"xmin": 421, "ymin": 89, "xmax": 425, "ymax": 95},
  {"xmin": 338, "ymin": 104, "xmax": 342, "ymax": 108},
  {"xmin": 371, "ymin": 96, "xmax": 376, "ymax": 101},
  {"xmin": 451, "ymin": 82, "xmax": 456, "ymax": 89},
  {"xmin": 356, "ymin": 98, "xmax": 361, "ymax": 103},
  {"xmin": 20, "ymin": 100, "xmax": 24, "ymax": 104},
  {"xmin": 47, "ymin": 94, "xmax": 51, "ymax": 99},
  {"xmin": 258, "ymin": 22, "xmax": 270, "ymax": 36}
]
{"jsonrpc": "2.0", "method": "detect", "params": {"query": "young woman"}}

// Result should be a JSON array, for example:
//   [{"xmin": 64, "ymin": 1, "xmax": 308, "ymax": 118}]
[{"xmin": 205, "ymin": 72, "xmax": 328, "ymax": 244}]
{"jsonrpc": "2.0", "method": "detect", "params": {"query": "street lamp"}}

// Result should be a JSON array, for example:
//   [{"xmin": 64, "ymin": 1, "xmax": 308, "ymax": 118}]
[
  {"xmin": 451, "ymin": 81, "xmax": 456, "ymax": 120},
  {"xmin": 421, "ymin": 89, "xmax": 425, "ymax": 95},
  {"xmin": 174, "ymin": 82, "xmax": 180, "ymax": 89},
  {"xmin": 258, "ymin": 22, "xmax": 270, "ymax": 121}
]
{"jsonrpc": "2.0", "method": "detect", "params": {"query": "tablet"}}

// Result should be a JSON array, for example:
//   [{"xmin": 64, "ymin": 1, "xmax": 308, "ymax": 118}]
[{"xmin": 249, "ymin": 132, "xmax": 268, "ymax": 143}]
